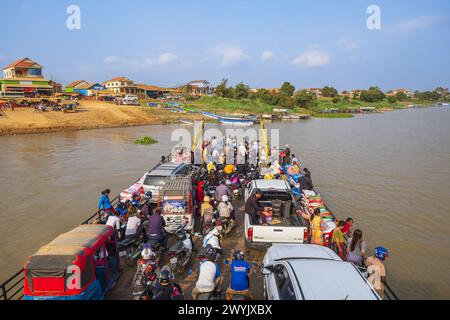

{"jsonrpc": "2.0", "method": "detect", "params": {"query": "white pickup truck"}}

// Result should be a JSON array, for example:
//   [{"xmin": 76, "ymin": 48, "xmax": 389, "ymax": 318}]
[{"xmin": 244, "ymin": 180, "xmax": 308, "ymax": 249}]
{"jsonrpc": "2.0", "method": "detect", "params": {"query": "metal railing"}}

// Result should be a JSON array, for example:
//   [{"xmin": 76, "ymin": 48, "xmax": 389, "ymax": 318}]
[{"xmin": 0, "ymin": 154, "xmax": 173, "ymax": 300}]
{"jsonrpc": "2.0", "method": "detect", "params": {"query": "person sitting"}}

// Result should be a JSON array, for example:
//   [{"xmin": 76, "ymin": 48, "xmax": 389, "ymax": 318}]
[
  {"xmin": 147, "ymin": 209, "xmax": 168, "ymax": 249},
  {"xmin": 152, "ymin": 265, "xmax": 183, "ymax": 300},
  {"xmin": 125, "ymin": 212, "xmax": 142, "ymax": 239},
  {"xmin": 192, "ymin": 246, "xmax": 222, "ymax": 300},
  {"xmin": 201, "ymin": 196, "xmax": 215, "ymax": 225},
  {"xmin": 215, "ymin": 180, "xmax": 231, "ymax": 202},
  {"xmin": 365, "ymin": 247, "xmax": 389, "ymax": 299},
  {"xmin": 298, "ymin": 169, "xmax": 314, "ymax": 196},
  {"xmin": 218, "ymin": 195, "xmax": 233, "ymax": 220},
  {"xmin": 226, "ymin": 250, "xmax": 252, "ymax": 300}
]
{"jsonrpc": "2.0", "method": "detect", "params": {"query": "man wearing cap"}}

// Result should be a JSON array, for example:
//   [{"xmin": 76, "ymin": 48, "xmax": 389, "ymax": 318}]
[{"xmin": 245, "ymin": 189, "xmax": 264, "ymax": 225}]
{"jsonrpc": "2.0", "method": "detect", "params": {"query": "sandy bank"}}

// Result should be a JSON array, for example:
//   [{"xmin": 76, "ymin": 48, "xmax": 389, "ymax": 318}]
[{"xmin": 0, "ymin": 100, "xmax": 203, "ymax": 136}]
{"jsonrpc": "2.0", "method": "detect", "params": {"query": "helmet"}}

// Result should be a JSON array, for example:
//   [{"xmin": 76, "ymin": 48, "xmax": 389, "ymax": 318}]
[
  {"xmin": 145, "ymin": 191, "xmax": 152, "ymax": 199},
  {"xmin": 233, "ymin": 249, "xmax": 245, "ymax": 261},
  {"xmin": 374, "ymin": 247, "xmax": 389, "ymax": 261},
  {"xmin": 221, "ymin": 195, "xmax": 229, "ymax": 202},
  {"xmin": 141, "ymin": 248, "xmax": 154, "ymax": 260},
  {"xmin": 159, "ymin": 265, "xmax": 173, "ymax": 286},
  {"xmin": 204, "ymin": 245, "xmax": 217, "ymax": 262},
  {"xmin": 204, "ymin": 196, "xmax": 211, "ymax": 203}
]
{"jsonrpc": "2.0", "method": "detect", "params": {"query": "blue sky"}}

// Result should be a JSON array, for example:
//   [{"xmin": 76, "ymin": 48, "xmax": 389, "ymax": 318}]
[{"xmin": 0, "ymin": 0, "xmax": 449, "ymax": 91}]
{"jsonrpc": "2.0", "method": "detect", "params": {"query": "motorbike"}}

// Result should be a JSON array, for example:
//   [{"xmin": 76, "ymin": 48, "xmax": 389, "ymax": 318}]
[
  {"xmin": 131, "ymin": 259, "xmax": 159, "ymax": 300},
  {"xmin": 118, "ymin": 233, "xmax": 146, "ymax": 267},
  {"xmin": 219, "ymin": 216, "xmax": 236, "ymax": 239},
  {"xmin": 197, "ymin": 289, "xmax": 222, "ymax": 300},
  {"xmin": 168, "ymin": 224, "xmax": 194, "ymax": 274}
]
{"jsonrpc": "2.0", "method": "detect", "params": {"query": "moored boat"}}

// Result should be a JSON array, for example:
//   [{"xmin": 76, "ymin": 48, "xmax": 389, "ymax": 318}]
[{"xmin": 219, "ymin": 116, "xmax": 254, "ymax": 127}]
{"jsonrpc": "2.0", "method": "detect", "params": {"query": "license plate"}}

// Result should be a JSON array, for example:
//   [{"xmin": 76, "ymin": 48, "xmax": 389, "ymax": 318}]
[
  {"xmin": 170, "ymin": 257, "xmax": 178, "ymax": 264},
  {"xmin": 119, "ymin": 251, "xmax": 127, "ymax": 257}
]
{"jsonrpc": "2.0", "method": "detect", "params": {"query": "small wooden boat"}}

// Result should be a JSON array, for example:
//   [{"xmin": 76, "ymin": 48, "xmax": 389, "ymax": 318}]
[
  {"xmin": 219, "ymin": 116, "xmax": 254, "ymax": 127},
  {"xmin": 202, "ymin": 111, "xmax": 220, "ymax": 119}
]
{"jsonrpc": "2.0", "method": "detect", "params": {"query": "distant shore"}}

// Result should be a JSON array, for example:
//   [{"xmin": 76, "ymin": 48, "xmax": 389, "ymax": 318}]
[{"xmin": 0, "ymin": 100, "xmax": 203, "ymax": 136}]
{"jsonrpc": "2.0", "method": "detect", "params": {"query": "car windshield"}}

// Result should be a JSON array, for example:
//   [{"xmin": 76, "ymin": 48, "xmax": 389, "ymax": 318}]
[
  {"xmin": 143, "ymin": 175, "xmax": 167, "ymax": 187},
  {"xmin": 260, "ymin": 191, "xmax": 292, "ymax": 201}
]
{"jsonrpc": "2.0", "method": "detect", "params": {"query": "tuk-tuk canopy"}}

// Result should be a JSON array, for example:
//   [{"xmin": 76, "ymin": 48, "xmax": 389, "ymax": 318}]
[{"xmin": 25, "ymin": 224, "xmax": 112, "ymax": 276}]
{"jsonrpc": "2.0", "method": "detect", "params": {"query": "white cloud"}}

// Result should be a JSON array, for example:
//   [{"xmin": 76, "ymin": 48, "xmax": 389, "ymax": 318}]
[
  {"xmin": 291, "ymin": 50, "xmax": 330, "ymax": 67},
  {"xmin": 104, "ymin": 52, "xmax": 181, "ymax": 67},
  {"xmin": 261, "ymin": 51, "xmax": 277, "ymax": 62},
  {"xmin": 211, "ymin": 44, "xmax": 250, "ymax": 67},
  {"xmin": 393, "ymin": 15, "xmax": 444, "ymax": 33}
]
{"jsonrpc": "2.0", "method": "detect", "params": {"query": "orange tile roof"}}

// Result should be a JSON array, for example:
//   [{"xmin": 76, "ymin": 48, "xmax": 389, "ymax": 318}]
[
  {"xmin": 4, "ymin": 57, "xmax": 42, "ymax": 70},
  {"xmin": 104, "ymin": 77, "xmax": 133, "ymax": 83},
  {"xmin": 66, "ymin": 80, "xmax": 88, "ymax": 88}
]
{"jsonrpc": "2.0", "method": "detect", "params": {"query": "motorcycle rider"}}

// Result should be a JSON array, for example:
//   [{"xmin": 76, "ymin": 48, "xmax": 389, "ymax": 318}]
[
  {"xmin": 152, "ymin": 265, "xmax": 183, "ymax": 300},
  {"xmin": 226, "ymin": 250, "xmax": 252, "ymax": 300},
  {"xmin": 192, "ymin": 245, "xmax": 223, "ymax": 300},
  {"xmin": 201, "ymin": 196, "xmax": 215, "ymax": 227},
  {"xmin": 215, "ymin": 180, "xmax": 231, "ymax": 202},
  {"xmin": 203, "ymin": 221, "xmax": 223, "ymax": 255},
  {"xmin": 147, "ymin": 209, "xmax": 168, "ymax": 250},
  {"xmin": 218, "ymin": 195, "xmax": 236, "ymax": 228},
  {"xmin": 131, "ymin": 248, "xmax": 159, "ymax": 300}
]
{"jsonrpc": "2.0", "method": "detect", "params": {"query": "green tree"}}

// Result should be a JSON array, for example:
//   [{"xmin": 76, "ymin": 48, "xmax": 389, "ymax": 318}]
[
  {"xmin": 280, "ymin": 82, "xmax": 296, "ymax": 97},
  {"xmin": 294, "ymin": 90, "xmax": 317, "ymax": 109},
  {"xmin": 360, "ymin": 87, "xmax": 386, "ymax": 102},
  {"xmin": 395, "ymin": 91, "xmax": 408, "ymax": 101},
  {"xmin": 214, "ymin": 78, "xmax": 234, "ymax": 98},
  {"xmin": 332, "ymin": 97, "xmax": 341, "ymax": 104},
  {"xmin": 388, "ymin": 96, "xmax": 397, "ymax": 104},
  {"xmin": 233, "ymin": 82, "xmax": 250, "ymax": 99},
  {"xmin": 322, "ymin": 86, "xmax": 338, "ymax": 98}
]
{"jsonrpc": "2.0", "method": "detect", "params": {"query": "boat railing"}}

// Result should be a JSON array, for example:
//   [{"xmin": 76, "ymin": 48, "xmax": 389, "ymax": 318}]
[{"xmin": 0, "ymin": 153, "xmax": 173, "ymax": 300}]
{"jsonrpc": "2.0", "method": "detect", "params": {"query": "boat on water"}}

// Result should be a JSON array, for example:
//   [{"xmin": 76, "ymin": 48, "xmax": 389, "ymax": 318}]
[
  {"xmin": 282, "ymin": 115, "xmax": 301, "ymax": 120},
  {"xmin": 219, "ymin": 116, "xmax": 254, "ymax": 127},
  {"xmin": 202, "ymin": 111, "xmax": 220, "ymax": 119},
  {"xmin": 180, "ymin": 120, "xmax": 194, "ymax": 125}
]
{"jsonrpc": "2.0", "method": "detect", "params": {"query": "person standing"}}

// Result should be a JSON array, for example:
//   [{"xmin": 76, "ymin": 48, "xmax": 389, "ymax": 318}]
[
  {"xmin": 244, "ymin": 189, "xmax": 264, "ymax": 225},
  {"xmin": 347, "ymin": 229, "xmax": 367, "ymax": 265},
  {"xmin": 310, "ymin": 208, "xmax": 325, "ymax": 245},
  {"xmin": 331, "ymin": 220, "xmax": 346, "ymax": 260},
  {"xmin": 98, "ymin": 189, "xmax": 115, "ymax": 214}
]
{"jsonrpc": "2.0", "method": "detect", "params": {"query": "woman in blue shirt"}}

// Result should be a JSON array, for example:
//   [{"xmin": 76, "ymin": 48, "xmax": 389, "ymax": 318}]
[{"xmin": 98, "ymin": 189, "xmax": 115, "ymax": 214}]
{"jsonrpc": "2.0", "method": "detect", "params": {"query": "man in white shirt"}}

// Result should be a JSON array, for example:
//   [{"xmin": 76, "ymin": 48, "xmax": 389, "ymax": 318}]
[
  {"xmin": 192, "ymin": 248, "xmax": 222, "ymax": 300},
  {"xmin": 125, "ymin": 214, "xmax": 142, "ymax": 239},
  {"xmin": 106, "ymin": 211, "xmax": 121, "ymax": 238}
]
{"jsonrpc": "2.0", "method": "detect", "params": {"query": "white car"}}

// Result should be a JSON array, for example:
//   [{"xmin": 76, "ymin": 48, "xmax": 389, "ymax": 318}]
[{"xmin": 262, "ymin": 244, "xmax": 380, "ymax": 300}]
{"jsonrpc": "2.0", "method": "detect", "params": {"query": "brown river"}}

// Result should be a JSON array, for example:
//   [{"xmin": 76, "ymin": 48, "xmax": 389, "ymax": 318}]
[{"xmin": 1, "ymin": 106, "xmax": 449, "ymax": 299}]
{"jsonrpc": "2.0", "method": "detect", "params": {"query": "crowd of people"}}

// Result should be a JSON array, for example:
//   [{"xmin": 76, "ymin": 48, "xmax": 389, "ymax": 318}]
[{"xmin": 96, "ymin": 142, "xmax": 391, "ymax": 300}]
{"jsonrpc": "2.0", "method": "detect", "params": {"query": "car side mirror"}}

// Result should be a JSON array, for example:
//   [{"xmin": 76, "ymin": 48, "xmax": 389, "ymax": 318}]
[{"xmin": 262, "ymin": 265, "xmax": 274, "ymax": 275}]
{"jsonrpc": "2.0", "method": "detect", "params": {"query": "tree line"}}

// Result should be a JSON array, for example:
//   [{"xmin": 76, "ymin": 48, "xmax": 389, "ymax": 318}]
[{"xmin": 213, "ymin": 79, "xmax": 449, "ymax": 110}]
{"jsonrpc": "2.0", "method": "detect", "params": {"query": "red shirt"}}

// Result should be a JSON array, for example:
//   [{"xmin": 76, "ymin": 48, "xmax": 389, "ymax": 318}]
[{"xmin": 341, "ymin": 223, "xmax": 351, "ymax": 235}]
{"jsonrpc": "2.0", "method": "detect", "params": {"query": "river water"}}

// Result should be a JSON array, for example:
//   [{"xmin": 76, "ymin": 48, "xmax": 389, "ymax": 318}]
[{"xmin": 1, "ymin": 106, "xmax": 449, "ymax": 299}]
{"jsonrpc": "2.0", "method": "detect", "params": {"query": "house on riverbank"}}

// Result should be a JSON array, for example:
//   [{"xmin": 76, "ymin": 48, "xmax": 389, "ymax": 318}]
[
  {"xmin": 0, "ymin": 58, "xmax": 53, "ymax": 98},
  {"xmin": 65, "ymin": 80, "xmax": 89, "ymax": 93},
  {"xmin": 103, "ymin": 77, "xmax": 143, "ymax": 96},
  {"xmin": 184, "ymin": 80, "xmax": 214, "ymax": 96}
]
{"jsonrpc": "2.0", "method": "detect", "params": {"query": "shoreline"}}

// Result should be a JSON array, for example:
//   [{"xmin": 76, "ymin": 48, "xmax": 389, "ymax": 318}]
[
  {"xmin": 0, "ymin": 100, "xmax": 438, "ymax": 137},
  {"xmin": 0, "ymin": 100, "xmax": 204, "ymax": 137}
]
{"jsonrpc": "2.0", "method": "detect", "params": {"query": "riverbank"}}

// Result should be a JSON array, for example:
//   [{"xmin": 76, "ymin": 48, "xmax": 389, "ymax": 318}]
[{"xmin": 0, "ymin": 100, "xmax": 204, "ymax": 136}]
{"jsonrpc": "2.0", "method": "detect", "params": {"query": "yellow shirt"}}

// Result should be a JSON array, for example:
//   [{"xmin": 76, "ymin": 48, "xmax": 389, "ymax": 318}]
[{"xmin": 224, "ymin": 164, "xmax": 235, "ymax": 175}]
